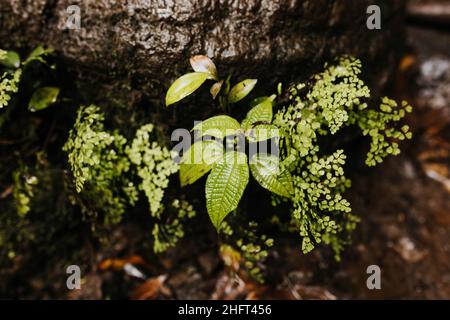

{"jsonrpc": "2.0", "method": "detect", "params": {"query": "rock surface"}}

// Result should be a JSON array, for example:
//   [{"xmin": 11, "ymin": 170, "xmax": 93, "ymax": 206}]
[{"xmin": 0, "ymin": 0, "xmax": 405, "ymax": 110}]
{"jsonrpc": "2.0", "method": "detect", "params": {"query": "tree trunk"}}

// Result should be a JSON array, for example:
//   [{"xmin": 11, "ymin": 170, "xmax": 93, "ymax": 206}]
[{"xmin": 0, "ymin": 0, "xmax": 406, "ymax": 121}]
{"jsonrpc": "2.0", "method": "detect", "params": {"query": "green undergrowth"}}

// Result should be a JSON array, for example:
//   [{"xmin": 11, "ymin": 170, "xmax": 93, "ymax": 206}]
[{"xmin": 0, "ymin": 48, "xmax": 412, "ymax": 285}]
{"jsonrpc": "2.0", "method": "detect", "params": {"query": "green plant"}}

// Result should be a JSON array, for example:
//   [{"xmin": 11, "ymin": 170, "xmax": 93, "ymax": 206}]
[
  {"xmin": 152, "ymin": 198, "xmax": 197, "ymax": 253},
  {"xmin": 0, "ymin": 46, "xmax": 59, "ymax": 112},
  {"xmin": 63, "ymin": 105, "xmax": 137, "ymax": 224},
  {"xmin": 0, "ymin": 67, "xmax": 21, "ymax": 109},
  {"xmin": 63, "ymin": 105, "xmax": 195, "ymax": 251},
  {"xmin": 220, "ymin": 220, "xmax": 274, "ymax": 283},
  {"xmin": 126, "ymin": 123, "xmax": 179, "ymax": 218},
  {"xmin": 167, "ymin": 55, "xmax": 292, "ymax": 230},
  {"xmin": 12, "ymin": 167, "xmax": 38, "ymax": 218},
  {"xmin": 166, "ymin": 55, "xmax": 412, "ymax": 259},
  {"xmin": 166, "ymin": 55, "xmax": 257, "ymax": 112}
]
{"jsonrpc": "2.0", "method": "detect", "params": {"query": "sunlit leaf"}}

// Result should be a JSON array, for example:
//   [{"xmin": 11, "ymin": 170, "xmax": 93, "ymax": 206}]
[
  {"xmin": 250, "ymin": 95, "xmax": 274, "ymax": 108},
  {"xmin": 227, "ymin": 79, "xmax": 257, "ymax": 104},
  {"xmin": 250, "ymin": 153, "xmax": 294, "ymax": 198},
  {"xmin": 241, "ymin": 97, "xmax": 273, "ymax": 130},
  {"xmin": 0, "ymin": 50, "xmax": 20, "ymax": 68},
  {"xmin": 192, "ymin": 115, "xmax": 241, "ymax": 139},
  {"xmin": 210, "ymin": 80, "xmax": 223, "ymax": 100},
  {"xmin": 206, "ymin": 151, "xmax": 249, "ymax": 230},
  {"xmin": 180, "ymin": 140, "xmax": 224, "ymax": 186},
  {"xmin": 190, "ymin": 55, "xmax": 218, "ymax": 80},
  {"xmin": 277, "ymin": 82, "xmax": 282, "ymax": 95},
  {"xmin": 165, "ymin": 72, "xmax": 209, "ymax": 106},
  {"xmin": 24, "ymin": 45, "xmax": 54, "ymax": 65},
  {"xmin": 28, "ymin": 87, "xmax": 60, "ymax": 112}
]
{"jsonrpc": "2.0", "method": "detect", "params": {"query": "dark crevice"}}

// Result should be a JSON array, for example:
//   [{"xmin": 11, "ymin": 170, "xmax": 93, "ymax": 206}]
[{"xmin": 42, "ymin": 0, "xmax": 59, "ymax": 29}]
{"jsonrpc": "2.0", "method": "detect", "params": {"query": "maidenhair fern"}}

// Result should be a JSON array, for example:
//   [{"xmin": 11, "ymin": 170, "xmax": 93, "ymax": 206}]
[
  {"xmin": 63, "ymin": 105, "xmax": 137, "ymax": 223},
  {"xmin": 220, "ymin": 220, "xmax": 274, "ymax": 283},
  {"xmin": 0, "ymin": 69, "xmax": 21, "ymax": 109},
  {"xmin": 290, "ymin": 150, "xmax": 356, "ymax": 259},
  {"xmin": 126, "ymin": 124, "xmax": 179, "ymax": 218},
  {"xmin": 153, "ymin": 198, "xmax": 196, "ymax": 253},
  {"xmin": 273, "ymin": 56, "xmax": 412, "ymax": 258},
  {"xmin": 63, "ymin": 105, "xmax": 189, "ymax": 250},
  {"xmin": 354, "ymin": 97, "xmax": 413, "ymax": 166}
]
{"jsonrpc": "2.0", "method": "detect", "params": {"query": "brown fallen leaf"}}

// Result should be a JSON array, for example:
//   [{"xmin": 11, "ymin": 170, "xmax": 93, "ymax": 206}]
[
  {"xmin": 399, "ymin": 54, "xmax": 416, "ymax": 72},
  {"xmin": 211, "ymin": 272, "xmax": 246, "ymax": 300},
  {"xmin": 98, "ymin": 255, "xmax": 146, "ymax": 271},
  {"xmin": 393, "ymin": 237, "xmax": 428, "ymax": 263},
  {"xmin": 131, "ymin": 274, "xmax": 168, "ymax": 300},
  {"xmin": 418, "ymin": 124, "xmax": 450, "ymax": 194}
]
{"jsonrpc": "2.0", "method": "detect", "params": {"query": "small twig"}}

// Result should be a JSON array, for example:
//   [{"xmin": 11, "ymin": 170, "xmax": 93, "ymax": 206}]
[{"xmin": 0, "ymin": 185, "xmax": 14, "ymax": 199}]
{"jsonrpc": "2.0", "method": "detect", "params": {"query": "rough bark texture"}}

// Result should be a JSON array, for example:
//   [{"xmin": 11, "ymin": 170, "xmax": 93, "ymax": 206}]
[{"xmin": 0, "ymin": 0, "xmax": 405, "ymax": 116}]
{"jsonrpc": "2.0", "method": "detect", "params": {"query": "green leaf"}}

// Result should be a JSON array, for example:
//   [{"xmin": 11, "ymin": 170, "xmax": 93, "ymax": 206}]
[
  {"xmin": 206, "ymin": 151, "xmax": 249, "ymax": 230},
  {"xmin": 249, "ymin": 153, "xmax": 294, "ymax": 198},
  {"xmin": 190, "ymin": 55, "xmax": 218, "ymax": 80},
  {"xmin": 24, "ymin": 46, "xmax": 54, "ymax": 65},
  {"xmin": 180, "ymin": 140, "xmax": 224, "ymax": 186},
  {"xmin": 250, "ymin": 95, "xmax": 274, "ymax": 107},
  {"xmin": 241, "ymin": 97, "xmax": 273, "ymax": 130},
  {"xmin": 210, "ymin": 80, "xmax": 223, "ymax": 99},
  {"xmin": 192, "ymin": 115, "xmax": 241, "ymax": 139},
  {"xmin": 277, "ymin": 82, "xmax": 282, "ymax": 95},
  {"xmin": 246, "ymin": 124, "xmax": 280, "ymax": 142},
  {"xmin": 228, "ymin": 79, "xmax": 257, "ymax": 104},
  {"xmin": 0, "ymin": 50, "xmax": 20, "ymax": 68},
  {"xmin": 28, "ymin": 87, "xmax": 60, "ymax": 112},
  {"xmin": 223, "ymin": 74, "xmax": 232, "ymax": 95},
  {"xmin": 166, "ymin": 72, "xmax": 209, "ymax": 106}
]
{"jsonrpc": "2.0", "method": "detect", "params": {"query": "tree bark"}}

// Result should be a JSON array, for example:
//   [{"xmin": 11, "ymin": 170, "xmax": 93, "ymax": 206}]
[{"xmin": 0, "ymin": 0, "xmax": 406, "ymax": 119}]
